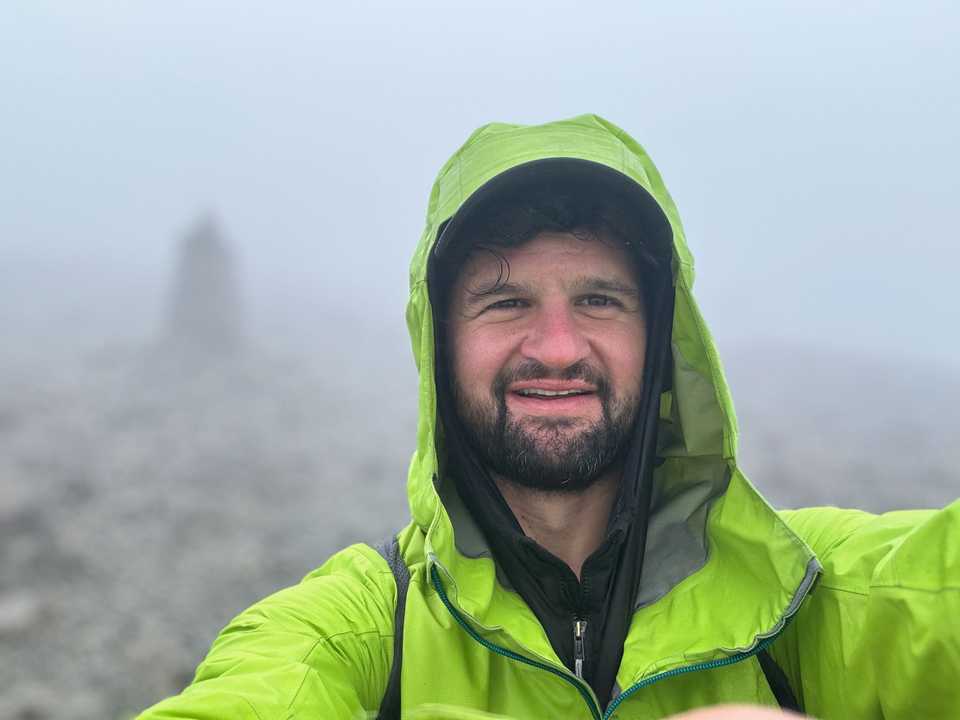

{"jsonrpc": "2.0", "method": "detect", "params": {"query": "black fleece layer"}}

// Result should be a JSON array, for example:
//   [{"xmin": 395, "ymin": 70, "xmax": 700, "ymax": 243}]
[{"xmin": 430, "ymin": 258, "xmax": 675, "ymax": 707}]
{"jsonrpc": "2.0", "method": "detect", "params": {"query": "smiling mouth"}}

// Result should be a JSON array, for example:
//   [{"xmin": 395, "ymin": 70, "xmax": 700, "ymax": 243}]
[{"xmin": 514, "ymin": 388, "xmax": 593, "ymax": 398}]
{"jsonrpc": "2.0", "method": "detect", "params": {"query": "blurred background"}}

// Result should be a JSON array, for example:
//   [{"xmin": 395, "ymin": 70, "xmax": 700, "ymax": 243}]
[{"xmin": 1, "ymin": 1, "xmax": 957, "ymax": 717}]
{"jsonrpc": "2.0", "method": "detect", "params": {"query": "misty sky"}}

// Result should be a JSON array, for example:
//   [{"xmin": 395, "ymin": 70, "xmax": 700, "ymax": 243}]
[{"xmin": 2, "ymin": 1, "xmax": 958, "ymax": 371}]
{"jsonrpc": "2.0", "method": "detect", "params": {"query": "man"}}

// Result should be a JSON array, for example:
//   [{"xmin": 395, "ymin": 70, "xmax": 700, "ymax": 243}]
[{"xmin": 140, "ymin": 115, "xmax": 959, "ymax": 719}]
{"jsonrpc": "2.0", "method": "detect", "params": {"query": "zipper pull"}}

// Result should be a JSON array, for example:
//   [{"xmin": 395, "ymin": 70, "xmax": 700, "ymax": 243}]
[{"xmin": 573, "ymin": 619, "xmax": 588, "ymax": 680}]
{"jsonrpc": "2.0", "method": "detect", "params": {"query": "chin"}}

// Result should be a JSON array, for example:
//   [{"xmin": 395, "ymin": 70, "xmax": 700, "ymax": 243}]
[{"xmin": 514, "ymin": 413, "xmax": 593, "ymax": 428}]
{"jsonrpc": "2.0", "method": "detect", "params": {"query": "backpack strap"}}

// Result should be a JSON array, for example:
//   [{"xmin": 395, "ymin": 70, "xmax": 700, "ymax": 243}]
[
  {"xmin": 758, "ymin": 648, "xmax": 801, "ymax": 712},
  {"xmin": 373, "ymin": 535, "xmax": 409, "ymax": 720}
]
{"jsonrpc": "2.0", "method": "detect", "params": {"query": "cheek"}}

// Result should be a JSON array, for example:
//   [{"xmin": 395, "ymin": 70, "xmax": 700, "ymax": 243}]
[{"xmin": 451, "ymin": 327, "xmax": 514, "ymax": 391}]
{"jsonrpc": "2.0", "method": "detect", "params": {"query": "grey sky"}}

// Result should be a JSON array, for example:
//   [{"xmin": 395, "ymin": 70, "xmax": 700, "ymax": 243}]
[{"xmin": 2, "ymin": 1, "xmax": 958, "ymax": 369}]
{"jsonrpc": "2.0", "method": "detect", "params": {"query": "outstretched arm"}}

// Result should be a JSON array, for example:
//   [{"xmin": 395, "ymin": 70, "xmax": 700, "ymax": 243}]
[{"xmin": 137, "ymin": 544, "xmax": 395, "ymax": 719}]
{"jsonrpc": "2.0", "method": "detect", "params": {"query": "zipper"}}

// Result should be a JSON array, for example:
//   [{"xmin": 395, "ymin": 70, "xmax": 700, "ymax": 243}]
[
  {"xmin": 601, "ymin": 623, "xmax": 794, "ymax": 719},
  {"xmin": 573, "ymin": 618, "xmax": 588, "ymax": 680},
  {"xmin": 431, "ymin": 565, "xmax": 603, "ymax": 720},
  {"xmin": 432, "ymin": 564, "xmax": 792, "ymax": 720}
]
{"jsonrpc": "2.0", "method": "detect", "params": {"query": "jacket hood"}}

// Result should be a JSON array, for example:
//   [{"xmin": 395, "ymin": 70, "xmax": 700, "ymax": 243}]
[{"xmin": 404, "ymin": 114, "xmax": 820, "ymax": 689}]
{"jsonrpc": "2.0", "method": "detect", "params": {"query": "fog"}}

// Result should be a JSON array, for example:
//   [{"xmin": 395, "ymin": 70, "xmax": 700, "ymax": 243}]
[{"xmin": 1, "ymin": 1, "xmax": 958, "ymax": 717}]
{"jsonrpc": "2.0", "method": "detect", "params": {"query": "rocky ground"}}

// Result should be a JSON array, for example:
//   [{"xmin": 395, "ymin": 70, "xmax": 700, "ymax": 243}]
[
  {"xmin": 0, "ymin": 343, "xmax": 415, "ymax": 719},
  {"xmin": 0, "ymin": 337, "xmax": 956, "ymax": 719}
]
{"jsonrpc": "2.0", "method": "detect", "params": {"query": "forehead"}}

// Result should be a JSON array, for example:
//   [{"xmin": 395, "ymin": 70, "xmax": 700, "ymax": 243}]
[{"xmin": 454, "ymin": 230, "xmax": 639, "ymax": 291}]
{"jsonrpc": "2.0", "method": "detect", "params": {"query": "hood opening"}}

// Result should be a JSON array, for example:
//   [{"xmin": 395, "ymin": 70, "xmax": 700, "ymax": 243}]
[{"xmin": 425, "ymin": 157, "xmax": 676, "ymax": 704}]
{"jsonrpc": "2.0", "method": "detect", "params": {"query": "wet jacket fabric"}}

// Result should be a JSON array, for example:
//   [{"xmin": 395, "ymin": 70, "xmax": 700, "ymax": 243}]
[{"xmin": 139, "ymin": 115, "xmax": 960, "ymax": 719}]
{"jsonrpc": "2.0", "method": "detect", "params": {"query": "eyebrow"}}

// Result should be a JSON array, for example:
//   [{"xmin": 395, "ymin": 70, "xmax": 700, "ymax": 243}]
[
  {"xmin": 461, "ymin": 276, "xmax": 640, "ymax": 309},
  {"xmin": 570, "ymin": 277, "xmax": 641, "ymax": 296},
  {"xmin": 462, "ymin": 281, "xmax": 535, "ymax": 309}
]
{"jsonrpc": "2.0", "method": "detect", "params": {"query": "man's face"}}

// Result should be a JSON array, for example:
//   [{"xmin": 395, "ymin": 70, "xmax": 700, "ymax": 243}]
[{"xmin": 447, "ymin": 230, "xmax": 647, "ymax": 492}]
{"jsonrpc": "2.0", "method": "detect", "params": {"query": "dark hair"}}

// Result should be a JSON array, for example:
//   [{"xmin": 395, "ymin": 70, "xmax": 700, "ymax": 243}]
[{"xmin": 431, "ymin": 188, "xmax": 666, "ymax": 322}]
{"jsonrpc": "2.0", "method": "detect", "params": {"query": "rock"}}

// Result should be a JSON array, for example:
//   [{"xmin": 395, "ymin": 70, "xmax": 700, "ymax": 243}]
[{"xmin": 0, "ymin": 592, "xmax": 43, "ymax": 638}]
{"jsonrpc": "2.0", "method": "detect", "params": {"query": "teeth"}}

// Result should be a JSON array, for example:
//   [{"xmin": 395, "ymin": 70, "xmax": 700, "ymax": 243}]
[{"xmin": 518, "ymin": 389, "xmax": 586, "ymax": 397}]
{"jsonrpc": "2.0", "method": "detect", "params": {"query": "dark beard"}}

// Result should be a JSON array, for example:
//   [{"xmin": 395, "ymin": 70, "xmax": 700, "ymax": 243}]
[{"xmin": 453, "ymin": 360, "xmax": 640, "ymax": 493}]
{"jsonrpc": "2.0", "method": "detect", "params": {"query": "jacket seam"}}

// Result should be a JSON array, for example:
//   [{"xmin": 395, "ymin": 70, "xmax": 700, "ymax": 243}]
[
  {"xmin": 870, "ymin": 584, "xmax": 960, "ymax": 594},
  {"xmin": 817, "ymin": 582, "xmax": 960, "ymax": 596},
  {"xmin": 815, "ymin": 583, "xmax": 869, "ymax": 597},
  {"xmin": 299, "ymin": 637, "xmax": 325, "ymax": 664},
  {"xmin": 301, "ymin": 628, "xmax": 393, "ymax": 655},
  {"xmin": 286, "ymin": 655, "xmax": 318, "ymax": 713},
  {"xmin": 235, "ymin": 622, "xmax": 391, "ymax": 644},
  {"xmin": 242, "ymin": 696, "xmax": 266, "ymax": 720},
  {"xmin": 288, "ymin": 630, "xmax": 393, "ymax": 712}
]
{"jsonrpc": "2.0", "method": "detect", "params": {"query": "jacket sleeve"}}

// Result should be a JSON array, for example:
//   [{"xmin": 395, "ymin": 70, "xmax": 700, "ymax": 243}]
[
  {"xmin": 774, "ymin": 499, "xmax": 960, "ymax": 719},
  {"xmin": 137, "ymin": 544, "xmax": 396, "ymax": 720}
]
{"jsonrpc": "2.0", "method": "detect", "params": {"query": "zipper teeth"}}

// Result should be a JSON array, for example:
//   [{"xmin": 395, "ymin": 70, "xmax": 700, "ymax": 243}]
[
  {"xmin": 574, "ymin": 619, "xmax": 587, "ymax": 680},
  {"xmin": 430, "ymin": 566, "xmax": 602, "ymax": 720},
  {"xmin": 601, "ymin": 629, "xmax": 786, "ymax": 719}
]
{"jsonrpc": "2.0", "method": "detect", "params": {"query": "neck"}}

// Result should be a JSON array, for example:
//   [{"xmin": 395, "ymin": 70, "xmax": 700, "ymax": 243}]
[{"xmin": 495, "ymin": 470, "xmax": 620, "ymax": 579}]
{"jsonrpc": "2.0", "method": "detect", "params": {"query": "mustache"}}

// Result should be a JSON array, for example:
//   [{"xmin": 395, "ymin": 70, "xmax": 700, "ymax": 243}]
[{"xmin": 493, "ymin": 360, "xmax": 610, "ymax": 396}]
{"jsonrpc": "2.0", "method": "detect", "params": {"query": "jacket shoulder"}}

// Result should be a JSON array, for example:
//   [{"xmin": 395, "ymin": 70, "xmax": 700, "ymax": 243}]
[
  {"xmin": 138, "ymin": 543, "xmax": 397, "ymax": 719},
  {"xmin": 773, "ymin": 501, "xmax": 960, "ymax": 718},
  {"xmin": 778, "ymin": 504, "xmax": 938, "ymax": 592}
]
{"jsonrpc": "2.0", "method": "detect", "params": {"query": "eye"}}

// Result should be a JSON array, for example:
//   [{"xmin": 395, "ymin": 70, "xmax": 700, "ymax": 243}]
[
  {"xmin": 579, "ymin": 295, "xmax": 622, "ymax": 308},
  {"xmin": 485, "ymin": 298, "xmax": 527, "ymax": 311}
]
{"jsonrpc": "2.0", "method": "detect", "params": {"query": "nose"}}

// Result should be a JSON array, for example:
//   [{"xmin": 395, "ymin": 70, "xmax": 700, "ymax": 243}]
[{"xmin": 519, "ymin": 301, "xmax": 591, "ymax": 370}]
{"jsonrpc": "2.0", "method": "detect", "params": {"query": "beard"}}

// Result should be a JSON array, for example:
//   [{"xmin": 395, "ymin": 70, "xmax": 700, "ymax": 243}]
[{"xmin": 452, "ymin": 360, "xmax": 641, "ymax": 493}]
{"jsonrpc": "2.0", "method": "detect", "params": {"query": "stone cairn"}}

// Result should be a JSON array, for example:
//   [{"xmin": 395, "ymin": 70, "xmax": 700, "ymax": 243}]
[{"xmin": 164, "ymin": 214, "xmax": 244, "ymax": 358}]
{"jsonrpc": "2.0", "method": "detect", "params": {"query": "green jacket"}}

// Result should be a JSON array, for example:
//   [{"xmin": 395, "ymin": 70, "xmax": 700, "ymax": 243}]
[{"xmin": 140, "ymin": 115, "xmax": 960, "ymax": 719}]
